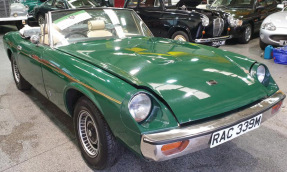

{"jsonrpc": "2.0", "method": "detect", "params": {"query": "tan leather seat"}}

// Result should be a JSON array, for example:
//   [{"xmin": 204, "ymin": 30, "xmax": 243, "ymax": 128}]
[
  {"xmin": 40, "ymin": 24, "xmax": 61, "ymax": 45},
  {"xmin": 87, "ymin": 20, "xmax": 113, "ymax": 38}
]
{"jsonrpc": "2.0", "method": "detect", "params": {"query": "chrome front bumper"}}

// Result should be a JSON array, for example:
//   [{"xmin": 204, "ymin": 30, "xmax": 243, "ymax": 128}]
[
  {"xmin": 141, "ymin": 91, "xmax": 285, "ymax": 161},
  {"xmin": 195, "ymin": 35, "xmax": 232, "ymax": 43}
]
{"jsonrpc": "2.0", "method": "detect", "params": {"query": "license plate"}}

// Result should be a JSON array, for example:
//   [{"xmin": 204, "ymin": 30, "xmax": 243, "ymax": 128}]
[
  {"xmin": 212, "ymin": 40, "xmax": 226, "ymax": 46},
  {"xmin": 210, "ymin": 114, "xmax": 262, "ymax": 148},
  {"xmin": 279, "ymin": 40, "xmax": 287, "ymax": 46}
]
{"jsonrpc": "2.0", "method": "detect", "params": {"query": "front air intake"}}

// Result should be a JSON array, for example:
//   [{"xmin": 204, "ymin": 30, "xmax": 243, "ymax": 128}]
[{"xmin": 213, "ymin": 18, "xmax": 224, "ymax": 37}]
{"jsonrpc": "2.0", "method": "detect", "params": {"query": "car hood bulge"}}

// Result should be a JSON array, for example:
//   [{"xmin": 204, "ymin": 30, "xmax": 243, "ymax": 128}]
[
  {"xmin": 57, "ymin": 37, "xmax": 268, "ymax": 124},
  {"xmin": 264, "ymin": 11, "xmax": 287, "ymax": 28}
]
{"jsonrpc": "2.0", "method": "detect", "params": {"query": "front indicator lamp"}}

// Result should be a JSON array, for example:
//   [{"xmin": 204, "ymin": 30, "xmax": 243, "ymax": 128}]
[
  {"xmin": 128, "ymin": 93, "xmax": 152, "ymax": 122},
  {"xmin": 161, "ymin": 140, "xmax": 189, "ymax": 156}
]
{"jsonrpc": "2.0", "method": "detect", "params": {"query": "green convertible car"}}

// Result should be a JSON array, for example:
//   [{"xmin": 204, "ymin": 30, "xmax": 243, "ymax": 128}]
[{"xmin": 3, "ymin": 8, "xmax": 285, "ymax": 169}]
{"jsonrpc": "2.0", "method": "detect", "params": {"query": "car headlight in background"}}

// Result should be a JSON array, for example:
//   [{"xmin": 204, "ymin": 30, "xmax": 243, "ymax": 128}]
[
  {"xmin": 128, "ymin": 93, "xmax": 152, "ymax": 122},
  {"xmin": 201, "ymin": 14, "xmax": 209, "ymax": 27},
  {"xmin": 228, "ymin": 15, "xmax": 243, "ymax": 27},
  {"xmin": 261, "ymin": 22, "xmax": 276, "ymax": 31}
]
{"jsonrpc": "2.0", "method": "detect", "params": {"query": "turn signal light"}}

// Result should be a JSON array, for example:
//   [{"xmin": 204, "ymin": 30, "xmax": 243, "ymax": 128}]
[
  {"xmin": 228, "ymin": 27, "xmax": 231, "ymax": 31},
  {"xmin": 202, "ymin": 31, "xmax": 206, "ymax": 35},
  {"xmin": 271, "ymin": 100, "xmax": 283, "ymax": 115},
  {"xmin": 161, "ymin": 140, "xmax": 189, "ymax": 156}
]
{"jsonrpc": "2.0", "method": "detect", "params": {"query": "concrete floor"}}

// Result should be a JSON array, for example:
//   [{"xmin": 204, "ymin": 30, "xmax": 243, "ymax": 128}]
[{"xmin": 0, "ymin": 25, "xmax": 286, "ymax": 172}]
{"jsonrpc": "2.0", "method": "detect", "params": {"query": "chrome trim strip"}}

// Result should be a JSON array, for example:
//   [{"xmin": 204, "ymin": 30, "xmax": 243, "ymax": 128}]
[
  {"xmin": 141, "ymin": 91, "xmax": 285, "ymax": 161},
  {"xmin": 195, "ymin": 35, "xmax": 232, "ymax": 43},
  {"xmin": 0, "ymin": 16, "xmax": 27, "ymax": 21}
]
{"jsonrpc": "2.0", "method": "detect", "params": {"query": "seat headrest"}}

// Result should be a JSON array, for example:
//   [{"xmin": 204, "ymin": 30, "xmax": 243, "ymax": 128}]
[{"xmin": 88, "ymin": 20, "xmax": 105, "ymax": 30}]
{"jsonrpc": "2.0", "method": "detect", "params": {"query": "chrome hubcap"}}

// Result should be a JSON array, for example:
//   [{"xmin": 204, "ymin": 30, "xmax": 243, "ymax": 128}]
[
  {"xmin": 13, "ymin": 59, "xmax": 20, "ymax": 83},
  {"xmin": 245, "ymin": 26, "xmax": 251, "ymax": 41},
  {"xmin": 78, "ymin": 110, "xmax": 99, "ymax": 158},
  {"xmin": 174, "ymin": 35, "xmax": 187, "ymax": 42}
]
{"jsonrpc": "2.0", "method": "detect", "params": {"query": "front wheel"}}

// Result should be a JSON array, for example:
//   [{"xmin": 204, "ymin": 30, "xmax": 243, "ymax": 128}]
[
  {"xmin": 171, "ymin": 31, "xmax": 189, "ymax": 42},
  {"xmin": 238, "ymin": 24, "xmax": 252, "ymax": 44},
  {"xmin": 74, "ymin": 97, "xmax": 120, "ymax": 170},
  {"xmin": 11, "ymin": 55, "xmax": 31, "ymax": 90}
]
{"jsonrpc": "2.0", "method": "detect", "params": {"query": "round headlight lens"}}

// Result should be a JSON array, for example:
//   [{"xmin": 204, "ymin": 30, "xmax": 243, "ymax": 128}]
[
  {"xmin": 128, "ymin": 93, "xmax": 152, "ymax": 122},
  {"xmin": 201, "ymin": 14, "xmax": 209, "ymax": 27},
  {"xmin": 257, "ymin": 65, "xmax": 266, "ymax": 83}
]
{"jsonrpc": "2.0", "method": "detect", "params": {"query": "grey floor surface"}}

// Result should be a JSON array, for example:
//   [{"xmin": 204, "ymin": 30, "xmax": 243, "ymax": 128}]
[{"xmin": 0, "ymin": 25, "xmax": 286, "ymax": 172}]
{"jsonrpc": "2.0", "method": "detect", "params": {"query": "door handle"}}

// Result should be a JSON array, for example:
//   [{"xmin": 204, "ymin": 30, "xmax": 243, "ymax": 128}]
[{"xmin": 17, "ymin": 45, "xmax": 22, "ymax": 51}]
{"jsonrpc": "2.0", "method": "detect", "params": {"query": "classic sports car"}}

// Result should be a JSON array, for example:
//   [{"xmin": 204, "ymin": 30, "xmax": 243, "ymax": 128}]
[
  {"xmin": 209, "ymin": 0, "xmax": 280, "ymax": 43},
  {"xmin": 124, "ymin": 0, "xmax": 239, "ymax": 47},
  {"xmin": 3, "ymin": 8, "xmax": 285, "ymax": 169},
  {"xmin": 33, "ymin": 0, "xmax": 102, "ymax": 24},
  {"xmin": 259, "ymin": 5, "xmax": 287, "ymax": 49}
]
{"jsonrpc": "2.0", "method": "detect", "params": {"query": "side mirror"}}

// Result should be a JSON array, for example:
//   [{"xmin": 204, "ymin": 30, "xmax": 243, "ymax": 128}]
[
  {"xmin": 30, "ymin": 35, "xmax": 39, "ymax": 44},
  {"xmin": 277, "ymin": 4, "xmax": 284, "ymax": 9}
]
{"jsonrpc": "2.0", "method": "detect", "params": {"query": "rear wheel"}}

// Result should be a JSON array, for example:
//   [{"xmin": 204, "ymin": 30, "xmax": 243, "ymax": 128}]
[
  {"xmin": 11, "ymin": 55, "xmax": 31, "ymax": 90},
  {"xmin": 238, "ymin": 24, "xmax": 252, "ymax": 44},
  {"xmin": 260, "ymin": 39, "xmax": 268, "ymax": 50},
  {"xmin": 171, "ymin": 31, "xmax": 189, "ymax": 42},
  {"xmin": 74, "ymin": 97, "xmax": 120, "ymax": 170}
]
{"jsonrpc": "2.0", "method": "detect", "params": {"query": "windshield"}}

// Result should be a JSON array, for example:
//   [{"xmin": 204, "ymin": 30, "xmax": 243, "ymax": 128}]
[
  {"xmin": 211, "ymin": 0, "xmax": 255, "ymax": 8},
  {"xmin": 66, "ymin": 0, "xmax": 98, "ymax": 8},
  {"xmin": 47, "ymin": 9, "xmax": 153, "ymax": 47}
]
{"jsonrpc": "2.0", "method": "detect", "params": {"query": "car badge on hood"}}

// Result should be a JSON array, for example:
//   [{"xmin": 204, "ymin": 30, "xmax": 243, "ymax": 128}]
[{"xmin": 206, "ymin": 80, "xmax": 218, "ymax": 86}]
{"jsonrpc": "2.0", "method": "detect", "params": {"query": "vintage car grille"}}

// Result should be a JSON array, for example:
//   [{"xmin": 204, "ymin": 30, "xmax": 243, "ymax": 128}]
[
  {"xmin": 0, "ymin": 0, "xmax": 10, "ymax": 18},
  {"xmin": 213, "ymin": 18, "xmax": 224, "ymax": 37}
]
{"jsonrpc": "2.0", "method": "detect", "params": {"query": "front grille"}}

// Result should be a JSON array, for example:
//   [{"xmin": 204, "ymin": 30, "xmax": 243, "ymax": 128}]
[
  {"xmin": 213, "ymin": 18, "xmax": 224, "ymax": 37},
  {"xmin": 0, "ymin": 0, "xmax": 10, "ymax": 18},
  {"xmin": 270, "ymin": 35, "xmax": 287, "ymax": 42}
]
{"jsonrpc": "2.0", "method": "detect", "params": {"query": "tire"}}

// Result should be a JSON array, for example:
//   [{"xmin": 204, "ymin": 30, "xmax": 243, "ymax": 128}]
[
  {"xmin": 15, "ymin": 21, "xmax": 24, "ymax": 30},
  {"xmin": 11, "ymin": 55, "xmax": 32, "ymax": 90},
  {"xmin": 171, "ymin": 31, "xmax": 189, "ymax": 42},
  {"xmin": 260, "ymin": 39, "xmax": 268, "ymax": 50},
  {"xmin": 74, "ymin": 97, "xmax": 120, "ymax": 170},
  {"xmin": 238, "ymin": 24, "xmax": 252, "ymax": 44},
  {"xmin": 37, "ymin": 14, "xmax": 45, "ymax": 25}
]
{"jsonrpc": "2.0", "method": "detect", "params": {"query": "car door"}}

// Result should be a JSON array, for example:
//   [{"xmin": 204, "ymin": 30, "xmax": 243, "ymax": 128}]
[
  {"xmin": 16, "ymin": 35, "xmax": 48, "ymax": 97},
  {"xmin": 253, "ymin": 0, "xmax": 268, "ymax": 32},
  {"xmin": 128, "ymin": 0, "xmax": 165, "ymax": 37}
]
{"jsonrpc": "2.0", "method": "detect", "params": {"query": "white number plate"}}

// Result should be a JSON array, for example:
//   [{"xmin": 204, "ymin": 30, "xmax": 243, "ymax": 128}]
[
  {"xmin": 210, "ymin": 114, "xmax": 262, "ymax": 148},
  {"xmin": 279, "ymin": 40, "xmax": 287, "ymax": 46},
  {"xmin": 212, "ymin": 40, "xmax": 226, "ymax": 46}
]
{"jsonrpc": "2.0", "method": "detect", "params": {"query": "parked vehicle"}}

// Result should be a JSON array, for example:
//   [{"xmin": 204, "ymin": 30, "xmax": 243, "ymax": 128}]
[
  {"xmin": 209, "ymin": 0, "xmax": 280, "ymax": 43},
  {"xmin": 3, "ymin": 8, "xmax": 285, "ymax": 170},
  {"xmin": 0, "ymin": 0, "xmax": 29, "ymax": 29},
  {"xmin": 21, "ymin": 0, "xmax": 45, "ymax": 17},
  {"xmin": 124, "ymin": 0, "xmax": 240, "ymax": 47},
  {"xmin": 33, "ymin": 0, "xmax": 102, "ymax": 24},
  {"xmin": 260, "ymin": 4, "xmax": 287, "ymax": 49}
]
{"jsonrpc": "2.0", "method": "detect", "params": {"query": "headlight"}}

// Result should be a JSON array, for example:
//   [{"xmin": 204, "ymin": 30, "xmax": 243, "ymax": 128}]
[
  {"xmin": 128, "ymin": 93, "xmax": 152, "ymax": 122},
  {"xmin": 257, "ymin": 65, "xmax": 266, "ymax": 83},
  {"xmin": 228, "ymin": 15, "xmax": 243, "ymax": 27},
  {"xmin": 261, "ymin": 22, "xmax": 276, "ymax": 31},
  {"xmin": 201, "ymin": 14, "xmax": 209, "ymax": 27},
  {"xmin": 251, "ymin": 64, "xmax": 270, "ymax": 86}
]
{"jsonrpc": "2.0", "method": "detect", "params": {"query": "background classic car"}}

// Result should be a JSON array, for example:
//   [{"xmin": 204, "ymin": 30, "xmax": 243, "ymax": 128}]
[
  {"xmin": 259, "ymin": 6, "xmax": 287, "ymax": 49},
  {"xmin": 124, "ymin": 0, "xmax": 238, "ymax": 47},
  {"xmin": 209, "ymin": 0, "xmax": 280, "ymax": 43},
  {"xmin": 0, "ymin": 0, "xmax": 29, "ymax": 29},
  {"xmin": 3, "ymin": 8, "xmax": 285, "ymax": 169},
  {"xmin": 33, "ymin": 0, "xmax": 102, "ymax": 24}
]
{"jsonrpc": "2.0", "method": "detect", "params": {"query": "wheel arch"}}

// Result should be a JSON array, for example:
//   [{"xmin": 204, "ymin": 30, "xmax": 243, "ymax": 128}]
[{"xmin": 63, "ymin": 82, "xmax": 105, "ymax": 118}]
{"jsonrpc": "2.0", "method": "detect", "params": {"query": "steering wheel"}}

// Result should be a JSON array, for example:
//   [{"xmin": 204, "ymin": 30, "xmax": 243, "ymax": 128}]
[{"xmin": 65, "ymin": 32, "xmax": 87, "ymax": 38}]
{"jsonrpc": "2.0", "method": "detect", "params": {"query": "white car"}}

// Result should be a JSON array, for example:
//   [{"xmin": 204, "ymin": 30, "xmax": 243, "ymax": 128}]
[{"xmin": 260, "ymin": 5, "xmax": 287, "ymax": 50}]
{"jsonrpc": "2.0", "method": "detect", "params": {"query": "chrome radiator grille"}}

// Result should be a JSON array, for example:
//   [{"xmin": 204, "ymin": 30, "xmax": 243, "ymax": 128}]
[
  {"xmin": 213, "ymin": 18, "xmax": 224, "ymax": 37},
  {"xmin": 0, "ymin": 0, "xmax": 10, "ymax": 18}
]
